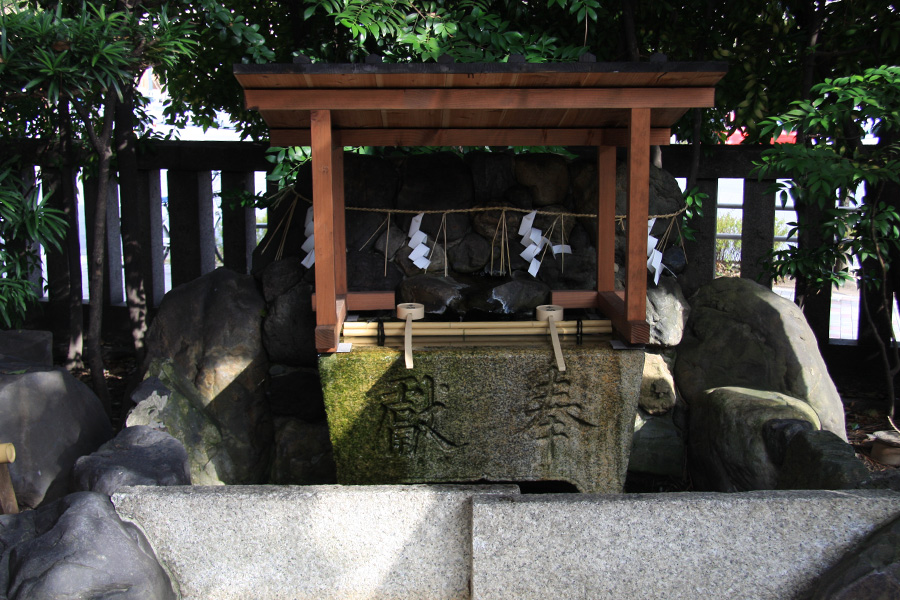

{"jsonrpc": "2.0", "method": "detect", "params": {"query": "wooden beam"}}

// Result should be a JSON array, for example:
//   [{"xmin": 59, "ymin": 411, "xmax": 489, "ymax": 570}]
[
  {"xmin": 551, "ymin": 290, "xmax": 600, "ymax": 309},
  {"xmin": 551, "ymin": 290, "xmax": 647, "ymax": 344},
  {"xmin": 625, "ymin": 108, "xmax": 650, "ymax": 326},
  {"xmin": 246, "ymin": 88, "xmax": 717, "ymax": 112},
  {"xmin": 312, "ymin": 291, "xmax": 396, "ymax": 312},
  {"xmin": 269, "ymin": 128, "xmax": 672, "ymax": 148},
  {"xmin": 597, "ymin": 146, "xmax": 616, "ymax": 292}
]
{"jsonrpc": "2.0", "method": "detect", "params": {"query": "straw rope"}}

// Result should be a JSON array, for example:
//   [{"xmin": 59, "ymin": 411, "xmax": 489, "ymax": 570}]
[
  {"xmin": 265, "ymin": 185, "xmax": 689, "ymax": 268},
  {"xmin": 277, "ymin": 185, "xmax": 688, "ymax": 222}
]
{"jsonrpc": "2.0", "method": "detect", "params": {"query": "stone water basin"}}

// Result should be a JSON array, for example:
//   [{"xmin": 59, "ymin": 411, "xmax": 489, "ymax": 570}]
[{"xmin": 319, "ymin": 343, "xmax": 643, "ymax": 493}]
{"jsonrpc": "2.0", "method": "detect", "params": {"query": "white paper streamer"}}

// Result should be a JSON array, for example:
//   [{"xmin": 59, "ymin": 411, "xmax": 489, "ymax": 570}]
[
  {"xmin": 552, "ymin": 244, "xmax": 572, "ymax": 256},
  {"xmin": 528, "ymin": 258, "xmax": 541, "ymax": 277},
  {"xmin": 647, "ymin": 248, "xmax": 663, "ymax": 285},
  {"xmin": 520, "ymin": 244, "xmax": 539, "ymax": 262},
  {"xmin": 408, "ymin": 213, "xmax": 424, "ymax": 238},
  {"xmin": 413, "ymin": 255, "xmax": 432, "ymax": 269},
  {"xmin": 301, "ymin": 249, "xmax": 315, "ymax": 268},
  {"xmin": 518, "ymin": 211, "xmax": 537, "ymax": 237},
  {"xmin": 301, "ymin": 234, "xmax": 315, "ymax": 254},
  {"xmin": 409, "ymin": 242, "xmax": 430, "ymax": 261},
  {"xmin": 409, "ymin": 230, "xmax": 427, "ymax": 249}
]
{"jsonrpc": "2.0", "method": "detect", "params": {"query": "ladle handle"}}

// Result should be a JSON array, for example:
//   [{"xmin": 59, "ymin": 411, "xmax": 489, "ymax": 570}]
[
  {"xmin": 404, "ymin": 313, "xmax": 414, "ymax": 369},
  {"xmin": 548, "ymin": 319, "xmax": 566, "ymax": 372}
]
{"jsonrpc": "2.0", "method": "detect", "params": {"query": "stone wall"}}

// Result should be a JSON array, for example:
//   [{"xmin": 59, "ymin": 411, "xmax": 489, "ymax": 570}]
[{"xmin": 253, "ymin": 150, "xmax": 686, "ymax": 318}]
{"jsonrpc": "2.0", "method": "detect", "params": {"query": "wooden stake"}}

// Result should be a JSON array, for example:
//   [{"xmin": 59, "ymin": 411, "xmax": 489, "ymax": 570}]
[{"xmin": 0, "ymin": 443, "xmax": 17, "ymax": 515}]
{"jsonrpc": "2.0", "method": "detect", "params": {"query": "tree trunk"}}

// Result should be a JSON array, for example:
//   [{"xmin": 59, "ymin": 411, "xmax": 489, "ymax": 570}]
[
  {"xmin": 793, "ymin": 0, "xmax": 832, "ymax": 347},
  {"xmin": 77, "ymin": 93, "xmax": 117, "ymax": 416},
  {"xmin": 115, "ymin": 85, "xmax": 150, "ymax": 365},
  {"xmin": 59, "ymin": 102, "xmax": 85, "ymax": 368}
]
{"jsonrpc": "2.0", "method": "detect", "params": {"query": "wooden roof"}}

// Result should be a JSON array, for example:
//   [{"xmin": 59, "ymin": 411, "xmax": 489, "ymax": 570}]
[{"xmin": 234, "ymin": 61, "xmax": 726, "ymax": 147}]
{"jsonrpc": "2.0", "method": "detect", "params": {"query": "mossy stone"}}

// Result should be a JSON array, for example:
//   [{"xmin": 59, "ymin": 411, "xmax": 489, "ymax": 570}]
[{"xmin": 320, "ymin": 345, "xmax": 643, "ymax": 492}]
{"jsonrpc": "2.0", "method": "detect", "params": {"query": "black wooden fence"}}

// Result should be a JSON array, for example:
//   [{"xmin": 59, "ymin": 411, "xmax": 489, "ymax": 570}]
[{"xmin": 20, "ymin": 141, "xmax": 801, "ymax": 343}]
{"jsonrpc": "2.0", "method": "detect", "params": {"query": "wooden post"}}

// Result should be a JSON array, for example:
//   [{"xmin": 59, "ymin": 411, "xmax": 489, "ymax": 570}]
[
  {"xmin": 625, "ymin": 108, "xmax": 650, "ymax": 343},
  {"xmin": 597, "ymin": 146, "xmax": 617, "ymax": 293},
  {"xmin": 0, "ymin": 443, "xmax": 17, "ymax": 515},
  {"xmin": 311, "ymin": 110, "xmax": 343, "ymax": 351},
  {"xmin": 331, "ymin": 146, "xmax": 347, "ymax": 297}
]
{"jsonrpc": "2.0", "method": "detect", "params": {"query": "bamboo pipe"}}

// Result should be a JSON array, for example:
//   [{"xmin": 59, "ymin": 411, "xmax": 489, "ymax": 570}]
[
  {"xmin": 342, "ymin": 319, "xmax": 612, "ymax": 331},
  {"xmin": 341, "ymin": 325, "xmax": 611, "ymax": 337},
  {"xmin": 348, "ymin": 336, "xmax": 612, "ymax": 348}
]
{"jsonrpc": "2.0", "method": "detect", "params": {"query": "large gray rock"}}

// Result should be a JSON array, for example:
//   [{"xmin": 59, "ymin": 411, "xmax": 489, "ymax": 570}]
[
  {"xmin": 398, "ymin": 274, "xmax": 467, "ymax": 315},
  {"xmin": 0, "ymin": 358, "xmax": 111, "ymax": 509},
  {"xmin": 139, "ymin": 268, "xmax": 272, "ymax": 484},
  {"xmin": 777, "ymin": 430, "xmax": 869, "ymax": 490},
  {"xmin": 676, "ymin": 277, "xmax": 847, "ymax": 439},
  {"xmin": 811, "ymin": 514, "xmax": 900, "ymax": 600},
  {"xmin": 466, "ymin": 151, "xmax": 516, "ymax": 202},
  {"xmin": 269, "ymin": 418, "xmax": 336, "ymax": 485},
  {"xmin": 346, "ymin": 249, "xmax": 405, "ymax": 291},
  {"xmin": 689, "ymin": 387, "xmax": 821, "ymax": 492},
  {"xmin": 629, "ymin": 409, "xmax": 685, "ymax": 478},
  {"xmin": 514, "ymin": 153, "xmax": 568, "ymax": 207},
  {"xmin": 72, "ymin": 426, "xmax": 190, "ymax": 496},
  {"xmin": 262, "ymin": 278, "xmax": 317, "ymax": 367},
  {"xmin": 487, "ymin": 278, "xmax": 550, "ymax": 314},
  {"xmin": 448, "ymin": 232, "xmax": 491, "ymax": 274},
  {"xmin": 2, "ymin": 492, "xmax": 175, "ymax": 600},
  {"xmin": 395, "ymin": 152, "xmax": 474, "ymax": 242},
  {"xmin": 646, "ymin": 275, "xmax": 689, "ymax": 346},
  {"xmin": 639, "ymin": 353, "xmax": 677, "ymax": 415},
  {"xmin": 267, "ymin": 364, "xmax": 326, "ymax": 421}
]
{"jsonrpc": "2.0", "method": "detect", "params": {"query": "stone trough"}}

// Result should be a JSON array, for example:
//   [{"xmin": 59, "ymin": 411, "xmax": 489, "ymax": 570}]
[{"xmin": 318, "ymin": 343, "xmax": 644, "ymax": 493}]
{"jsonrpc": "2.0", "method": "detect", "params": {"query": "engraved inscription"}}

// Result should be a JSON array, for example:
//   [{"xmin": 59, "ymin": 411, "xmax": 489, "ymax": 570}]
[
  {"xmin": 523, "ymin": 369, "xmax": 598, "ymax": 460},
  {"xmin": 379, "ymin": 375, "xmax": 462, "ymax": 457}
]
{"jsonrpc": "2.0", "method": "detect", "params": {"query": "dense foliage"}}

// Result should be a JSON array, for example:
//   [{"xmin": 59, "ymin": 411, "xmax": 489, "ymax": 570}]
[
  {"xmin": 0, "ymin": 161, "xmax": 66, "ymax": 328},
  {"xmin": 147, "ymin": 0, "xmax": 900, "ymax": 142}
]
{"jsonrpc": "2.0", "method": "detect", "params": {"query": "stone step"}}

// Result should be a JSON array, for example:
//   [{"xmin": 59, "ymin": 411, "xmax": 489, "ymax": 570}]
[{"xmin": 112, "ymin": 485, "xmax": 900, "ymax": 600}]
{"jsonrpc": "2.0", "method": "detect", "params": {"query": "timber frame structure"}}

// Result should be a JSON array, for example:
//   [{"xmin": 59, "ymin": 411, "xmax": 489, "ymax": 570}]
[{"xmin": 235, "ymin": 59, "xmax": 726, "ymax": 352}]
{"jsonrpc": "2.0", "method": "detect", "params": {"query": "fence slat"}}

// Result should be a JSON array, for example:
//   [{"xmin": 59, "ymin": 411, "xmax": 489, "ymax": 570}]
[
  {"xmin": 136, "ymin": 169, "xmax": 165, "ymax": 307},
  {"xmin": 220, "ymin": 171, "xmax": 255, "ymax": 274},
  {"xmin": 167, "ymin": 170, "xmax": 216, "ymax": 288},
  {"xmin": 741, "ymin": 179, "xmax": 776, "ymax": 288},
  {"xmin": 680, "ymin": 178, "xmax": 719, "ymax": 298}
]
